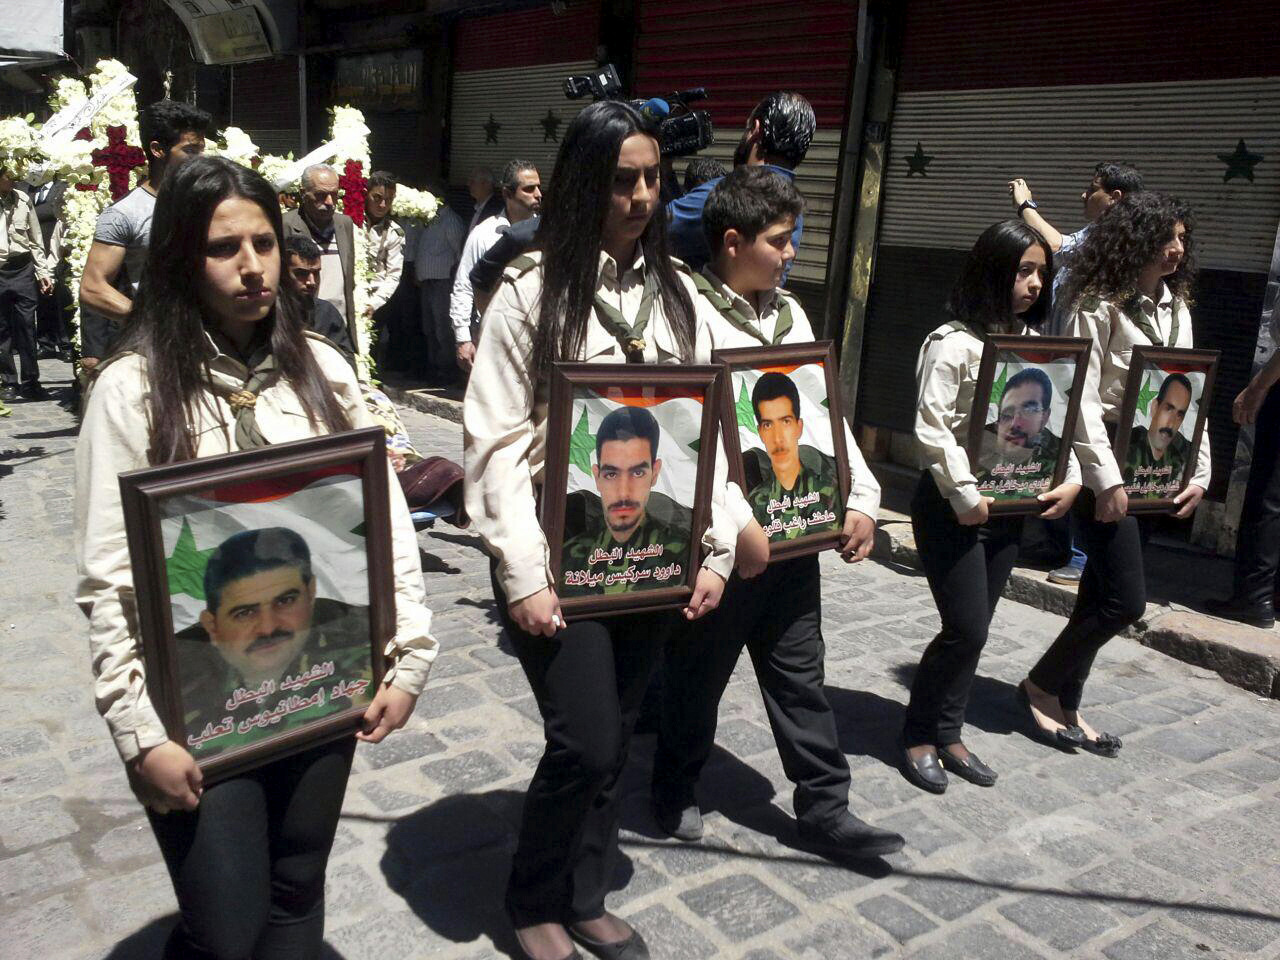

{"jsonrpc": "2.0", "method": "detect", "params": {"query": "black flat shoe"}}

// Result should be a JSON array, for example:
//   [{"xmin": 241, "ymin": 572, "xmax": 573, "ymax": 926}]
[
  {"xmin": 1079, "ymin": 732, "xmax": 1122, "ymax": 758},
  {"xmin": 1017, "ymin": 682, "xmax": 1084, "ymax": 750},
  {"xmin": 938, "ymin": 746, "xmax": 997, "ymax": 786},
  {"xmin": 900, "ymin": 743, "xmax": 947, "ymax": 794},
  {"xmin": 569, "ymin": 923, "xmax": 650, "ymax": 960},
  {"xmin": 796, "ymin": 811, "xmax": 906, "ymax": 859},
  {"xmin": 513, "ymin": 931, "xmax": 582, "ymax": 960}
]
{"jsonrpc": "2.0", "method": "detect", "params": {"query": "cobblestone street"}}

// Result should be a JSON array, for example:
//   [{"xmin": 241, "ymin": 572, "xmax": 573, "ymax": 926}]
[{"xmin": 2, "ymin": 368, "xmax": 1279, "ymax": 959}]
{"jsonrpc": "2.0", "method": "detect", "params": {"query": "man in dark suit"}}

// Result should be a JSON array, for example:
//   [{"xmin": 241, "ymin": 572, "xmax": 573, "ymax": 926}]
[
  {"xmin": 282, "ymin": 164, "xmax": 356, "ymax": 349},
  {"xmin": 282, "ymin": 235, "xmax": 355, "ymax": 360},
  {"xmin": 25, "ymin": 180, "xmax": 71, "ymax": 361}
]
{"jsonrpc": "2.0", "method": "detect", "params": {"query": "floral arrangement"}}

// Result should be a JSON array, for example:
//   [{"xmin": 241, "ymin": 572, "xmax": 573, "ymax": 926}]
[
  {"xmin": 326, "ymin": 105, "xmax": 378, "ymax": 379},
  {"xmin": 35, "ymin": 61, "xmax": 143, "ymax": 351},
  {"xmin": 392, "ymin": 184, "xmax": 440, "ymax": 224},
  {"xmin": 210, "ymin": 126, "xmax": 260, "ymax": 167},
  {"xmin": 0, "ymin": 116, "xmax": 46, "ymax": 182}
]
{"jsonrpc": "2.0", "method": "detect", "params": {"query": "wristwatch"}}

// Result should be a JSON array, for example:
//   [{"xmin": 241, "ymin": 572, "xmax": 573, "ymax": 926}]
[{"xmin": 1018, "ymin": 199, "xmax": 1039, "ymax": 213}]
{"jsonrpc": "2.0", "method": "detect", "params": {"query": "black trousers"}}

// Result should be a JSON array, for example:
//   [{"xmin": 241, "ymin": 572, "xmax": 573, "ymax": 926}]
[
  {"xmin": 1232, "ymin": 384, "xmax": 1280, "ymax": 604},
  {"xmin": 35, "ymin": 268, "xmax": 71, "ymax": 351},
  {"xmin": 903, "ymin": 474, "xmax": 1023, "ymax": 747},
  {"xmin": 147, "ymin": 736, "xmax": 356, "ymax": 960},
  {"xmin": 1028, "ymin": 489, "xmax": 1146, "ymax": 710},
  {"xmin": 653, "ymin": 554, "xmax": 850, "ymax": 827},
  {"xmin": 494, "ymin": 568, "xmax": 671, "ymax": 926},
  {"xmin": 0, "ymin": 258, "xmax": 40, "ymax": 386}
]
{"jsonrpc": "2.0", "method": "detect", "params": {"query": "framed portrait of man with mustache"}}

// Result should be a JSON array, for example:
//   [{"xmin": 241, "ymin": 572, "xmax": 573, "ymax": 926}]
[
  {"xmin": 1112, "ymin": 346, "xmax": 1219, "ymax": 514},
  {"xmin": 712, "ymin": 342, "xmax": 853, "ymax": 562},
  {"xmin": 541, "ymin": 364, "xmax": 723, "ymax": 619},
  {"xmin": 119, "ymin": 428, "xmax": 393, "ymax": 783},
  {"xmin": 966, "ymin": 336, "xmax": 1092, "ymax": 516}
]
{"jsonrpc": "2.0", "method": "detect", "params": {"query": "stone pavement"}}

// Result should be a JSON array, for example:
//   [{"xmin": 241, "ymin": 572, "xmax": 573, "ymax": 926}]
[{"xmin": 3, "ymin": 364, "xmax": 1280, "ymax": 959}]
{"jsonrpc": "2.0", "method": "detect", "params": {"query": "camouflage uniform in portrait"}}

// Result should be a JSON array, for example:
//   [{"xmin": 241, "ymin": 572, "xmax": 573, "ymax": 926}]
[
  {"xmin": 175, "ymin": 598, "xmax": 374, "ymax": 758},
  {"xmin": 746, "ymin": 444, "xmax": 841, "ymax": 542},
  {"xmin": 560, "ymin": 490, "xmax": 691, "ymax": 596}
]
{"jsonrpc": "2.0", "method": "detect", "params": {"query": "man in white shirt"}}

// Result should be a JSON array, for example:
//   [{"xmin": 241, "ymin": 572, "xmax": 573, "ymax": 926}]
[{"xmin": 450, "ymin": 159, "xmax": 541, "ymax": 372}]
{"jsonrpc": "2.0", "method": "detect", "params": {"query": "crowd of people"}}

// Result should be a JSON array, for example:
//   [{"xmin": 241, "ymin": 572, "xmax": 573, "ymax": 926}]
[{"xmin": 0, "ymin": 76, "xmax": 1262, "ymax": 960}]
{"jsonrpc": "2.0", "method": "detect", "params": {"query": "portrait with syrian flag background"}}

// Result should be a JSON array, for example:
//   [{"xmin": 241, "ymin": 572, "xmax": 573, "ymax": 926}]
[
  {"xmin": 119, "ymin": 429, "xmax": 394, "ymax": 781},
  {"xmin": 541, "ymin": 364, "xmax": 722, "ymax": 618},
  {"xmin": 1112, "ymin": 345, "xmax": 1219, "ymax": 513},
  {"xmin": 713, "ymin": 342, "xmax": 852, "ymax": 562},
  {"xmin": 966, "ymin": 336, "xmax": 1091, "ymax": 515}
]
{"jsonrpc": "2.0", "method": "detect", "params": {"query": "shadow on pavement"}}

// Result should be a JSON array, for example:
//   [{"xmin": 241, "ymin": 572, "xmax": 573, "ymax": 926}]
[{"xmin": 100, "ymin": 914, "xmax": 347, "ymax": 959}]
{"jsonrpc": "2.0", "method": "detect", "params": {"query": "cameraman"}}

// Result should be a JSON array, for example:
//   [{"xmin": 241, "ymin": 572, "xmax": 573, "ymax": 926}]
[{"xmin": 667, "ymin": 91, "xmax": 813, "ymax": 272}]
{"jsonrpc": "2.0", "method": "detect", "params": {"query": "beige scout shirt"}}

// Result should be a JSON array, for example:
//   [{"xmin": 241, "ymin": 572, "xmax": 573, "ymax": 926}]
[
  {"xmin": 1067, "ymin": 284, "xmax": 1211, "ymax": 493},
  {"xmin": 75, "ymin": 334, "xmax": 438, "ymax": 764},
  {"xmin": 695, "ymin": 267, "xmax": 882, "ymax": 531},
  {"xmin": 0, "ymin": 188, "xmax": 52, "ymax": 281},
  {"xmin": 915, "ymin": 320, "xmax": 1085, "ymax": 515},
  {"xmin": 463, "ymin": 248, "xmax": 737, "ymax": 604},
  {"xmin": 365, "ymin": 216, "xmax": 406, "ymax": 313}
]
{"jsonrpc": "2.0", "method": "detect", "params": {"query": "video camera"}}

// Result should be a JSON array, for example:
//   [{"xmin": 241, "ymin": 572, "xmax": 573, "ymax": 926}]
[{"xmin": 563, "ymin": 64, "xmax": 714, "ymax": 158}]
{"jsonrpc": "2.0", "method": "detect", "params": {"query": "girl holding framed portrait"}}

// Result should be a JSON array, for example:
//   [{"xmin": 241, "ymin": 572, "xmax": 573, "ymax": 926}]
[
  {"xmin": 904, "ymin": 220, "xmax": 1085, "ymax": 794},
  {"xmin": 1023, "ymin": 192, "xmax": 1209, "ymax": 759},
  {"xmin": 75, "ymin": 157, "xmax": 438, "ymax": 959},
  {"xmin": 462, "ymin": 101, "xmax": 737, "ymax": 960}
]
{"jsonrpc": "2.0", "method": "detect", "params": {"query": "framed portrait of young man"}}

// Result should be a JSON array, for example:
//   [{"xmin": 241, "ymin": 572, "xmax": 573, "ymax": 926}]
[
  {"xmin": 1112, "ymin": 345, "xmax": 1219, "ymax": 514},
  {"xmin": 541, "ymin": 363, "xmax": 723, "ymax": 619},
  {"xmin": 966, "ymin": 335, "xmax": 1092, "ymax": 516},
  {"xmin": 119, "ymin": 427, "xmax": 393, "ymax": 783},
  {"xmin": 712, "ymin": 342, "xmax": 851, "ymax": 561}
]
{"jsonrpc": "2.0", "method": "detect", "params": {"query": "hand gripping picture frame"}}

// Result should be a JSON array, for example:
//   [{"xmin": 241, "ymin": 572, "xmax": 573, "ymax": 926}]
[
  {"xmin": 712, "ymin": 341, "xmax": 852, "ymax": 561},
  {"xmin": 966, "ymin": 335, "xmax": 1092, "ymax": 516},
  {"xmin": 118, "ymin": 427, "xmax": 393, "ymax": 784},
  {"xmin": 1112, "ymin": 345, "xmax": 1219, "ymax": 514},
  {"xmin": 541, "ymin": 363, "xmax": 723, "ymax": 619}
]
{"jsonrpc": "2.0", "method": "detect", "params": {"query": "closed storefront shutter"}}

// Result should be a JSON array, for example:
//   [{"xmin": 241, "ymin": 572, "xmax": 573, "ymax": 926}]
[
  {"xmin": 859, "ymin": 0, "xmax": 1279, "ymax": 499},
  {"xmin": 448, "ymin": 2, "xmax": 600, "ymax": 192},
  {"xmin": 231, "ymin": 56, "xmax": 302, "ymax": 157},
  {"xmin": 633, "ymin": 0, "xmax": 858, "ymax": 297}
]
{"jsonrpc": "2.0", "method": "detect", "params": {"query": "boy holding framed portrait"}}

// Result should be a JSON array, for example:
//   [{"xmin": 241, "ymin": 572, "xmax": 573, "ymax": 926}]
[{"xmin": 651, "ymin": 166, "xmax": 905, "ymax": 859}]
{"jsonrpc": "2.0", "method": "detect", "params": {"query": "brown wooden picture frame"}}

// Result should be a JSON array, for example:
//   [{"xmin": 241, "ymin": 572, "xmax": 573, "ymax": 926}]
[
  {"xmin": 541, "ymin": 363, "xmax": 722, "ymax": 619},
  {"xmin": 118, "ymin": 427, "xmax": 393, "ymax": 784},
  {"xmin": 965, "ymin": 335, "xmax": 1092, "ymax": 517},
  {"xmin": 711, "ymin": 341, "xmax": 852, "ymax": 562},
  {"xmin": 1112, "ymin": 345, "xmax": 1220, "ymax": 515}
]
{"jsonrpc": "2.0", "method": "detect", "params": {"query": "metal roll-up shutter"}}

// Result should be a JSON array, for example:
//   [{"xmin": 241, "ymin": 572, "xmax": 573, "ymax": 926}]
[
  {"xmin": 448, "ymin": 2, "xmax": 600, "ymax": 190},
  {"xmin": 230, "ymin": 56, "xmax": 302, "ymax": 156},
  {"xmin": 860, "ymin": 0, "xmax": 1280, "ymax": 500},
  {"xmin": 634, "ymin": 0, "xmax": 858, "ymax": 295}
]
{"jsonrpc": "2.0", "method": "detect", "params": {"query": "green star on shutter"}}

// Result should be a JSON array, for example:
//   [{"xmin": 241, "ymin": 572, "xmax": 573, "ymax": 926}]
[
  {"xmin": 539, "ymin": 109, "xmax": 561, "ymax": 142},
  {"xmin": 1218, "ymin": 139, "xmax": 1263, "ymax": 183},
  {"xmin": 1135, "ymin": 374, "xmax": 1158, "ymax": 417},
  {"xmin": 483, "ymin": 114, "xmax": 502, "ymax": 145},
  {"xmin": 904, "ymin": 141, "xmax": 933, "ymax": 177},
  {"xmin": 166, "ymin": 518, "xmax": 215, "ymax": 601},
  {"xmin": 569, "ymin": 406, "xmax": 594, "ymax": 474}
]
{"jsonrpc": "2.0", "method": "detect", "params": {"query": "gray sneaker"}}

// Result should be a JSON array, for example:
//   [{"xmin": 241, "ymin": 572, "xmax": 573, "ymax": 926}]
[{"xmin": 1048, "ymin": 565, "xmax": 1082, "ymax": 586}]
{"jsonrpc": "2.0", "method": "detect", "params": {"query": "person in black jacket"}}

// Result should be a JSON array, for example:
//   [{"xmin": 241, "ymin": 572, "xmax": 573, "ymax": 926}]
[{"xmin": 282, "ymin": 236, "xmax": 355, "ymax": 359}]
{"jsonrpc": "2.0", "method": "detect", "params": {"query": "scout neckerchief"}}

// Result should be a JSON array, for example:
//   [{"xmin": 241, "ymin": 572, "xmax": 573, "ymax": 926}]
[
  {"xmin": 593, "ymin": 259, "xmax": 658, "ymax": 363},
  {"xmin": 692, "ymin": 271, "xmax": 793, "ymax": 345},
  {"xmin": 1121, "ymin": 288, "xmax": 1179, "ymax": 348},
  {"xmin": 207, "ymin": 331, "xmax": 279, "ymax": 449}
]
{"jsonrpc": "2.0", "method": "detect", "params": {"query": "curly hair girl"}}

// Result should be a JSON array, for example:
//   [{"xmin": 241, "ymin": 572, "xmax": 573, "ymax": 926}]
[{"xmin": 1062, "ymin": 191, "xmax": 1197, "ymax": 310}]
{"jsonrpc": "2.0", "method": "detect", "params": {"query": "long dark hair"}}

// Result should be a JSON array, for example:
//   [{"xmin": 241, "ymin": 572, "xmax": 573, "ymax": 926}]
[
  {"xmin": 114, "ymin": 155, "xmax": 351, "ymax": 464},
  {"xmin": 532, "ymin": 100, "xmax": 695, "ymax": 374},
  {"xmin": 946, "ymin": 219, "xmax": 1052, "ymax": 333},
  {"xmin": 1062, "ymin": 191, "xmax": 1197, "ymax": 311}
]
